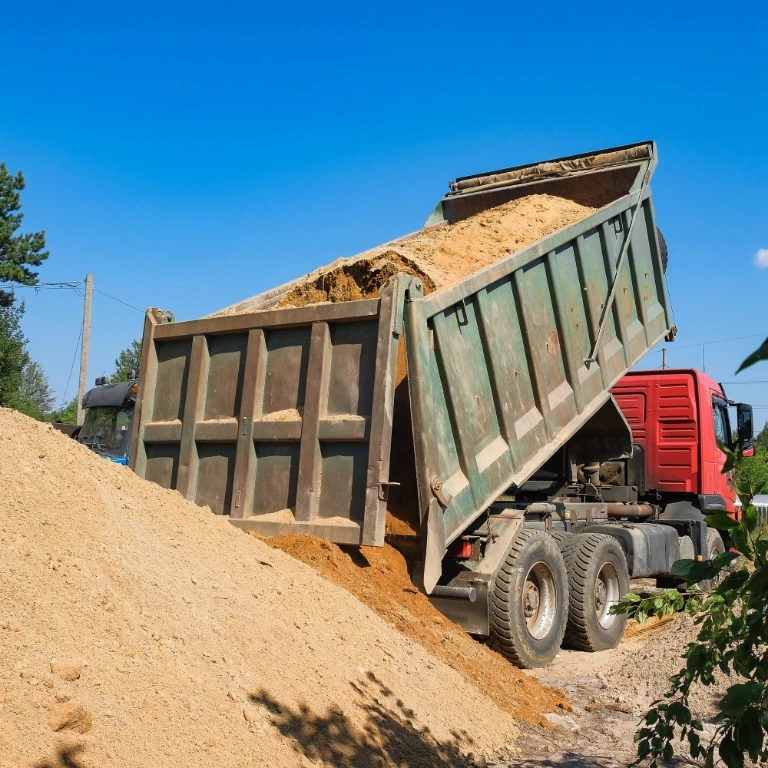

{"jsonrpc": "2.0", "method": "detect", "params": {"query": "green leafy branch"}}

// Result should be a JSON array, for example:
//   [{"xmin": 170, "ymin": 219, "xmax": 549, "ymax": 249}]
[{"xmin": 611, "ymin": 437, "xmax": 768, "ymax": 768}]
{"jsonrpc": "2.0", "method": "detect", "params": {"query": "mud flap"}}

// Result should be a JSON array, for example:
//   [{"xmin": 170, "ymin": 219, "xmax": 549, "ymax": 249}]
[{"xmin": 423, "ymin": 498, "xmax": 447, "ymax": 594}]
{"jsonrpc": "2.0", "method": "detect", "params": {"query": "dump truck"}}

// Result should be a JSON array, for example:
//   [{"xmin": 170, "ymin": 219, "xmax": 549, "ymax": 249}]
[
  {"xmin": 50, "ymin": 376, "xmax": 140, "ymax": 464},
  {"xmin": 77, "ymin": 377, "xmax": 139, "ymax": 464},
  {"xmin": 128, "ymin": 141, "xmax": 754, "ymax": 668}
]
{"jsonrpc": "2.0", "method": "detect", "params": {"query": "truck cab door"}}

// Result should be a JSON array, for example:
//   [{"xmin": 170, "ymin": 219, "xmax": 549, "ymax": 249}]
[{"xmin": 710, "ymin": 395, "xmax": 737, "ymax": 513}]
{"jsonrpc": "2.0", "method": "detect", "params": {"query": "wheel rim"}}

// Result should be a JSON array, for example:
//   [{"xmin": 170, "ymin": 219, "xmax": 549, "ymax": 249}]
[
  {"xmin": 595, "ymin": 562, "xmax": 621, "ymax": 629},
  {"xmin": 521, "ymin": 561, "xmax": 558, "ymax": 640},
  {"xmin": 710, "ymin": 544, "xmax": 726, "ymax": 586}
]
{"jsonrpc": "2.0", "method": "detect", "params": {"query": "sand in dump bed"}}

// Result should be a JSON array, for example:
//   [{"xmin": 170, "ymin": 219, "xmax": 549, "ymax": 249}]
[
  {"xmin": 0, "ymin": 408, "xmax": 569, "ymax": 768},
  {"xmin": 277, "ymin": 194, "xmax": 597, "ymax": 308}
]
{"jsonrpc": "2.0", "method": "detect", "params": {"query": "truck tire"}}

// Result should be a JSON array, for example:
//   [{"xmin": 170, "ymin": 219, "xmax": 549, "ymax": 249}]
[
  {"xmin": 548, "ymin": 531, "xmax": 571, "ymax": 548},
  {"xmin": 488, "ymin": 530, "xmax": 568, "ymax": 669},
  {"xmin": 561, "ymin": 534, "xmax": 629, "ymax": 652},
  {"xmin": 700, "ymin": 528, "xmax": 727, "ymax": 591}
]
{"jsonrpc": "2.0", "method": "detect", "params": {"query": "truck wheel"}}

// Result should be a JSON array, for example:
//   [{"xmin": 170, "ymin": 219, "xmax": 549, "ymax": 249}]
[
  {"xmin": 488, "ymin": 530, "xmax": 568, "ymax": 669},
  {"xmin": 700, "ymin": 529, "xmax": 727, "ymax": 591},
  {"xmin": 561, "ymin": 534, "xmax": 629, "ymax": 652},
  {"xmin": 548, "ymin": 531, "xmax": 571, "ymax": 548}
]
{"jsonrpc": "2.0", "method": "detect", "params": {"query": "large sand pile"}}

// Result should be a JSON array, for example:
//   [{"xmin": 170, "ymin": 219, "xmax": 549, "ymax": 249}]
[
  {"xmin": 0, "ymin": 408, "xmax": 565, "ymax": 768},
  {"xmin": 263, "ymin": 536, "xmax": 568, "ymax": 723},
  {"xmin": 277, "ymin": 194, "xmax": 596, "ymax": 308}
]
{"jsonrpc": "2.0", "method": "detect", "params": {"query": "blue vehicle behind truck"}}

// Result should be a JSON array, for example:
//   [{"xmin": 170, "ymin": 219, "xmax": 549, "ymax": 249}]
[{"xmin": 76, "ymin": 378, "xmax": 138, "ymax": 465}]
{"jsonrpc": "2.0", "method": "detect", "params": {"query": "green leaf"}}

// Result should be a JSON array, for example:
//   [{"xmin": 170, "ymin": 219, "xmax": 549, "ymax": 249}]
[
  {"xmin": 668, "ymin": 701, "xmax": 691, "ymax": 724},
  {"xmin": 735, "ymin": 709, "xmax": 764, "ymax": 759},
  {"xmin": 737, "ymin": 336, "xmax": 768, "ymax": 373},
  {"xmin": 731, "ymin": 528, "xmax": 754, "ymax": 559},
  {"xmin": 719, "ymin": 683, "xmax": 761, "ymax": 717},
  {"xmin": 688, "ymin": 731, "xmax": 702, "ymax": 758},
  {"xmin": 746, "ymin": 566, "xmax": 768, "ymax": 594},
  {"xmin": 743, "ymin": 505, "xmax": 758, "ymax": 533},
  {"xmin": 671, "ymin": 558, "xmax": 694, "ymax": 577},
  {"xmin": 682, "ymin": 558, "xmax": 725, "ymax": 586},
  {"xmin": 719, "ymin": 734, "xmax": 744, "ymax": 768},
  {"xmin": 705, "ymin": 511, "xmax": 741, "ymax": 531}
]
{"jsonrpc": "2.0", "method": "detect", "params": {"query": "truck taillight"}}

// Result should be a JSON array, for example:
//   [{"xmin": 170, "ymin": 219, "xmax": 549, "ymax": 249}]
[{"xmin": 448, "ymin": 539, "xmax": 473, "ymax": 559}]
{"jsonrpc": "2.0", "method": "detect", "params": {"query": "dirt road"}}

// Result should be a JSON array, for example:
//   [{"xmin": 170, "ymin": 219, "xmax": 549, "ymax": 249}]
[{"xmin": 491, "ymin": 613, "xmax": 728, "ymax": 768}]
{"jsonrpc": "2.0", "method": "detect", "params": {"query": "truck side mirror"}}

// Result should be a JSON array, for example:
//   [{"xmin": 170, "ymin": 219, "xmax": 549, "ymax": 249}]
[
  {"xmin": 741, "ymin": 441, "xmax": 756, "ymax": 458},
  {"xmin": 737, "ymin": 403, "xmax": 754, "ymax": 443}
]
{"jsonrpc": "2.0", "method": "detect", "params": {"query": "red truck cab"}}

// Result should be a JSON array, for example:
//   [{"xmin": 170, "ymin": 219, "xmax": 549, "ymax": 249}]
[{"xmin": 612, "ymin": 369, "xmax": 753, "ymax": 515}]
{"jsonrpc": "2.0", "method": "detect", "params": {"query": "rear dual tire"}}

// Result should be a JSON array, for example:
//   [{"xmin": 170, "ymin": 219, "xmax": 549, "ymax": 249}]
[
  {"xmin": 488, "ymin": 530, "xmax": 568, "ymax": 669},
  {"xmin": 560, "ymin": 534, "xmax": 630, "ymax": 652},
  {"xmin": 488, "ymin": 530, "xmax": 630, "ymax": 667}
]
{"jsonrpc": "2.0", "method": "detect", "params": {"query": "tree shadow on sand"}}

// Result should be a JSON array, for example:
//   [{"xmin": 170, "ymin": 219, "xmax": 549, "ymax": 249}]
[{"xmin": 250, "ymin": 670, "xmax": 479, "ymax": 767}]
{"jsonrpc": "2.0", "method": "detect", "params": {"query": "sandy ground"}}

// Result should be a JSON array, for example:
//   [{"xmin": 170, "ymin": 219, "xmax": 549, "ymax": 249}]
[
  {"xmin": 263, "ymin": 535, "xmax": 569, "ymax": 726},
  {"xmin": 1, "ymin": 406, "xmax": 727, "ymax": 768},
  {"xmin": 0, "ymin": 407, "xmax": 575, "ymax": 768},
  {"xmin": 494, "ymin": 613, "xmax": 728, "ymax": 768},
  {"xmin": 262, "ymin": 538, "xmax": 731, "ymax": 768}
]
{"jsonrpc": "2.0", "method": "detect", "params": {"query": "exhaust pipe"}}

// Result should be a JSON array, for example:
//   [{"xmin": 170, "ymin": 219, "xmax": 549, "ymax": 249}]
[{"xmin": 606, "ymin": 503, "xmax": 654, "ymax": 518}]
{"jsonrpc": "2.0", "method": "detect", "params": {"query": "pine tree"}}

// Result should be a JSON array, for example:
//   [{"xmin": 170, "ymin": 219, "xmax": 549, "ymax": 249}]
[
  {"xmin": 113, "ymin": 339, "xmax": 141, "ymax": 381},
  {"xmin": 16, "ymin": 360, "xmax": 55, "ymax": 420},
  {"xmin": 0, "ymin": 302, "xmax": 29, "ymax": 407},
  {"xmin": 0, "ymin": 163, "xmax": 49, "ymax": 306}
]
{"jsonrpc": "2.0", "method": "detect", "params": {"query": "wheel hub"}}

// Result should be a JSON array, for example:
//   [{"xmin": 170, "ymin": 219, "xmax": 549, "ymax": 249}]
[
  {"xmin": 523, "ymin": 581, "xmax": 540, "ymax": 617},
  {"xmin": 521, "ymin": 561, "xmax": 558, "ymax": 640},
  {"xmin": 595, "ymin": 577, "xmax": 607, "ymax": 613},
  {"xmin": 595, "ymin": 563, "xmax": 620, "ymax": 629}
]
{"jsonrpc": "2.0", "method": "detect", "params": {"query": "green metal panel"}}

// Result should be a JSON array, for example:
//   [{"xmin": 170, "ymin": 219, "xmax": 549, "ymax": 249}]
[
  {"xmin": 405, "ymin": 168, "xmax": 674, "ymax": 591},
  {"xmin": 130, "ymin": 281, "xmax": 404, "ymax": 547}
]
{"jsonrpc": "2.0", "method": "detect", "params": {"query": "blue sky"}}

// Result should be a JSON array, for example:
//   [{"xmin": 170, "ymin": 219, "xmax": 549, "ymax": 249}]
[{"xmin": 2, "ymin": 1, "xmax": 767, "ymax": 421}]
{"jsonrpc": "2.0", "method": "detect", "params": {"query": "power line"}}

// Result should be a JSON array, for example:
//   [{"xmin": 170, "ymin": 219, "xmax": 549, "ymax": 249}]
[
  {"xmin": 665, "ymin": 331, "xmax": 768, "ymax": 352},
  {"xmin": 93, "ymin": 288, "xmax": 144, "ymax": 314},
  {"xmin": 13, "ymin": 278, "xmax": 145, "ymax": 314},
  {"xmin": 58, "ymin": 322, "xmax": 83, "ymax": 410},
  {"xmin": 14, "ymin": 280, "xmax": 82, "ymax": 291}
]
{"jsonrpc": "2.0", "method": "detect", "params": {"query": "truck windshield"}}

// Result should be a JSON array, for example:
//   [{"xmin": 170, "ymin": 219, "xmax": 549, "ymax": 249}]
[{"xmin": 79, "ymin": 407, "xmax": 133, "ymax": 452}]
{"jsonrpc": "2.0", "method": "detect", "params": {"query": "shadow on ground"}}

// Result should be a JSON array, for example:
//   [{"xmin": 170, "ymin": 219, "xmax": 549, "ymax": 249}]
[
  {"xmin": 507, "ymin": 756, "xmax": 632, "ymax": 768},
  {"xmin": 250, "ymin": 670, "xmax": 478, "ymax": 767},
  {"xmin": 34, "ymin": 744, "xmax": 87, "ymax": 768}
]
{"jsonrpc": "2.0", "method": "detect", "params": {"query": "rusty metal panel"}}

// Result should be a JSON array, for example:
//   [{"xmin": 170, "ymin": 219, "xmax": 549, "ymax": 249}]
[
  {"xmin": 130, "ymin": 281, "xmax": 403, "ymax": 546},
  {"xmin": 406, "ymin": 159, "xmax": 674, "ymax": 591}
]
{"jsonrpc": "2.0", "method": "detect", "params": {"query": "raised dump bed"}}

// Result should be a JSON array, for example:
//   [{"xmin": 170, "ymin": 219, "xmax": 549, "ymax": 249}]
[{"xmin": 131, "ymin": 141, "xmax": 673, "ymax": 599}]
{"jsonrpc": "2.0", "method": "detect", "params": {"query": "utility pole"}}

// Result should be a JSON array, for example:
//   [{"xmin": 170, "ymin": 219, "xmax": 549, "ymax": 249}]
[
  {"xmin": 662, "ymin": 347, "xmax": 667, "ymax": 369},
  {"xmin": 77, "ymin": 274, "xmax": 94, "ymax": 425}
]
